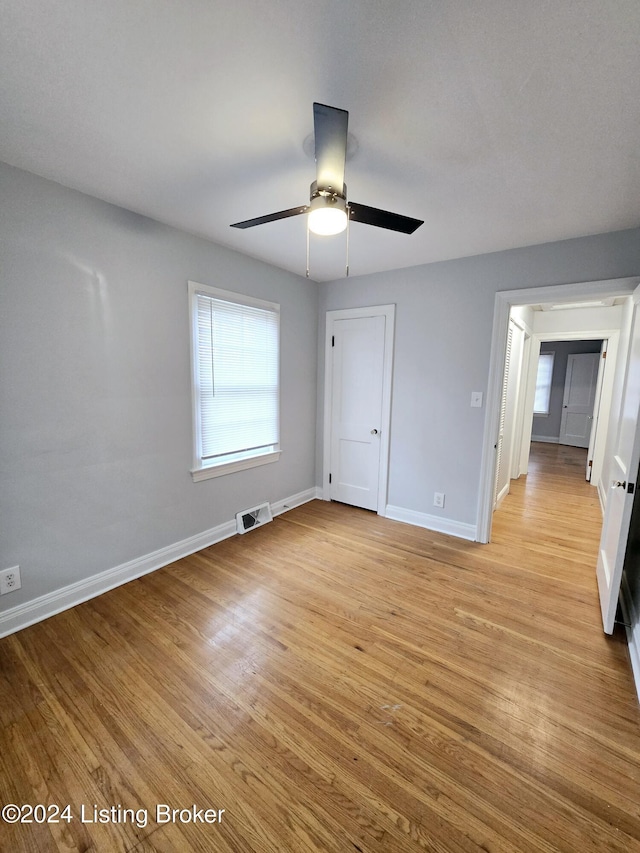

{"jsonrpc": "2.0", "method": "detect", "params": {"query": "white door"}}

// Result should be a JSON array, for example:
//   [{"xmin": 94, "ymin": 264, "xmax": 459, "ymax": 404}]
[
  {"xmin": 559, "ymin": 352, "xmax": 600, "ymax": 447},
  {"xmin": 596, "ymin": 289, "xmax": 640, "ymax": 633},
  {"xmin": 330, "ymin": 315, "xmax": 386, "ymax": 511}
]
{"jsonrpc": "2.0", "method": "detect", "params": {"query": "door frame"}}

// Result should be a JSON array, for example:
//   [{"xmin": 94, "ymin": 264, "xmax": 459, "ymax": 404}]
[
  {"xmin": 586, "ymin": 340, "xmax": 608, "ymax": 482},
  {"xmin": 494, "ymin": 316, "xmax": 528, "ymax": 509},
  {"xmin": 512, "ymin": 326, "xmax": 531, "ymax": 481},
  {"xmin": 323, "ymin": 304, "xmax": 395, "ymax": 515},
  {"xmin": 522, "ymin": 332, "xmax": 616, "ymax": 485},
  {"xmin": 477, "ymin": 277, "xmax": 639, "ymax": 543}
]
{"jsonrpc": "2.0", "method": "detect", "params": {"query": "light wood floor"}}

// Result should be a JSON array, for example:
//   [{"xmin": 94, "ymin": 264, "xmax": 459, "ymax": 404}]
[{"xmin": 2, "ymin": 443, "xmax": 640, "ymax": 852}]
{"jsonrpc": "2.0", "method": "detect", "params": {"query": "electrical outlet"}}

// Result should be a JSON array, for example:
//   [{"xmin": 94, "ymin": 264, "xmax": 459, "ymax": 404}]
[
  {"xmin": 0, "ymin": 566, "xmax": 21, "ymax": 595},
  {"xmin": 433, "ymin": 492, "xmax": 445, "ymax": 509}
]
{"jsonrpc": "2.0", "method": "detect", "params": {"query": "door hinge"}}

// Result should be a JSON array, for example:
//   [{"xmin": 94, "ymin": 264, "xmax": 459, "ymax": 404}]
[
  {"xmin": 588, "ymin": 459, "xmax": 593, "ymax": 468},
  {"xmin": 602, "ymin": 350, "xmax": 607, "ymax": 358},
  {"xmin": 628, "ymin": 482, "xmax": 635, "ymax": 494},
  {"xmin": 332, "ymin": 335, "xmax": 335, "ymax": 347},
  {"xmin": 329, "ymin": 473, "xmax": 332, "ymax": 484}
]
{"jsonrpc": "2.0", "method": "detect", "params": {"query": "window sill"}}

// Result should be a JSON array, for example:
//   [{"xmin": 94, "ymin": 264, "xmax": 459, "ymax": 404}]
[{"xmin": 191, "ymin": 450, "xmax": 280, "ymax": 482}]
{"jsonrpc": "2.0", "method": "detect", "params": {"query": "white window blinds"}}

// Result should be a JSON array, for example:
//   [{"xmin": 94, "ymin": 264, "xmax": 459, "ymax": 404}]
[
  {"xmin": 534, "ymin": 352, "xmax": 554, "ymax": 415},
  {"xmin": 191, "ymin": 285, "xmax": 280, "ymax": 473}
]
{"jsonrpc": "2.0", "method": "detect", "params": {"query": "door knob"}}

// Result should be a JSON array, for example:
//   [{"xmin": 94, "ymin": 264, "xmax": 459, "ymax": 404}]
[
  {"xmin": 371, "ymin": 429, "xmax": 379, "ymax": 435},
  {"xmin": 613, "ymin": 480, "xmax": 627, "ymax": 489}
]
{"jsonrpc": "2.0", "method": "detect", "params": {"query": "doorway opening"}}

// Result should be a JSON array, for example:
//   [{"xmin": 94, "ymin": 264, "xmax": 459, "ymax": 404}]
[
  {"xmin": 495, "ymin": 334, "xmax": 607, "ymax": 512},
  {"xmin": 478, "ymin": 277, "xmax": 639, "ymax": 544},
  {"xmin": 532, "ymin": 341, "xmax": 603, "ymax": 451}
]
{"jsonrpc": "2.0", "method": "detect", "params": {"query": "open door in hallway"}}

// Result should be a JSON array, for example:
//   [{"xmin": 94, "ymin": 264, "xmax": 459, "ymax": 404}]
[{"xmin": 597, "ymin": 286, "xmax": 640, "ymax": 633}]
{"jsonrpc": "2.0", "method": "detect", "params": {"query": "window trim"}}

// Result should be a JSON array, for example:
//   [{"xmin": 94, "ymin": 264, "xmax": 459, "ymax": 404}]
[
  {"xmin": 188, "ymin": 281, "xmax": 281, "ymax": 481},
  {"xmin": 533, "ymin": 351, "xmax": 555, "ymax": 416}
]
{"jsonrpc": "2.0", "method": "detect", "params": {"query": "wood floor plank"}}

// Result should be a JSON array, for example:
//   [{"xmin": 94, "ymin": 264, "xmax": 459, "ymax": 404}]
[{"xmin": 2, "ymin": 442, "xmax": 640, "ymax": 851}]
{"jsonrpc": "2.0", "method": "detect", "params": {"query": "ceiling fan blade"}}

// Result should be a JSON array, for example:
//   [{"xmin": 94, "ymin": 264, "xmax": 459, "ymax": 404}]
[
  {"xmin": 313, "ymin": 103, "xmax": 348, "ymax": 192},
  {"xmin": 348, "ymin": 201, "xmax": 423, "ymax": 234},
  {"xmin": 230, "ymin": 205, "xmax": 308, "ymax": 229}
]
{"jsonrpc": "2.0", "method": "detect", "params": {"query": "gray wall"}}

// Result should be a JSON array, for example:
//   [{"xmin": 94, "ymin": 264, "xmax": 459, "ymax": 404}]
[
  {"xmin": 317, "ymin": 228, "xmax": 640, "ymax": 529},
  {"xmin": 4, "ymin": 157, "xmax": 640, "ymax": 632},
  {"xmin": 0, "ymin": 162, "xmax": 318, "ymax": 612},
  {"xmin": 532, "ymin": 340, "xmax": 603, "ymax": 441}
]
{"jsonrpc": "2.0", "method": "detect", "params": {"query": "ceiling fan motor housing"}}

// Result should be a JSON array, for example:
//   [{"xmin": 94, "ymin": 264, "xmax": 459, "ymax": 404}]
[{"xmin": 310, "ymin": 180, "xmax": 346, "ymax": 204}]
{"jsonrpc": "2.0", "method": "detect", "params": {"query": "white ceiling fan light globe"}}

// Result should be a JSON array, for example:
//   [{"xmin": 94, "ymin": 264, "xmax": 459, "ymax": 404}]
[
  {"xmin": 308, "ymin": 207, "xmax": 347, "ymax": 235},
  {"xmin": 308, "ymin": 195, "xmax": 348, "ymax": 236}
]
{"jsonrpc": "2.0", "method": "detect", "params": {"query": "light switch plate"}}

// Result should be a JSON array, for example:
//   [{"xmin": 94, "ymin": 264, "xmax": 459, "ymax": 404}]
[{"xmin": 471, "ymin": 391, "xmax": 483, "ymax": 408}]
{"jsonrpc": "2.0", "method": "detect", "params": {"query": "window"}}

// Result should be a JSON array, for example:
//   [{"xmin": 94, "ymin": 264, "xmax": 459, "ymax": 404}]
[
  {"xmin": 188, "ymin": 281, "xmax": 280, "ymax": 481},
  {"xmin": 533, "ymin": 352, "xmax": 554, "ymax": 415}
]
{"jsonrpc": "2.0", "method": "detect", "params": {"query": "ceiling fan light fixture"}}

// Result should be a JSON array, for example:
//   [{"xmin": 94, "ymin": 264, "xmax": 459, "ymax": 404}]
[
  {"xmin": 308, "ymin": 194, "xmax": 348, "ymax": 236},
  {"xmin": 230, "ymin": 103, "xmax": 424, "ymax": 253}
]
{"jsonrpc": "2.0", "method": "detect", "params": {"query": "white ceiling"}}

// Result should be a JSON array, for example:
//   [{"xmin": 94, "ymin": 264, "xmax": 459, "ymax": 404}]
[{"xmin": 2, "ymin": 1, "xmax": 639, "ymax": 281}]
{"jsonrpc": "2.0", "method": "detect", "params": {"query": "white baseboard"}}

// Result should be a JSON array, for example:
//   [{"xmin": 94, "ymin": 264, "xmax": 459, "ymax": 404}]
[
  {"xmin": 620, "ymin": 574, "xmax": 640, "ymax": 704},
  {"xmin": 385, "ymin": 504, "xmax": 477, "ymax": 542},
  {"xmin": 494, "ymin": 482, "xmax": 509, "ymax": 510},
  {"xmin": 531, "ymin": 435, "xmax": 559, "ymax": 444},
  {"xmin": 272, "ymin": 487, "xmax": 321, "ymax": 516},
  {"xmin": 0, "ymin": 488, "xmax": 319, "ymax": 639}
]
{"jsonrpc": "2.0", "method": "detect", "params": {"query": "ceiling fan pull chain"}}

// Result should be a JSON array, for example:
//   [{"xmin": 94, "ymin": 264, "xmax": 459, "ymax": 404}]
[
  {"xmin": 346, "ymin": 206, "xmax": 350, "ymax": 278},
  {"xmin": 306, "ymin": 220, "xmax": 310, "ymax": 278}
]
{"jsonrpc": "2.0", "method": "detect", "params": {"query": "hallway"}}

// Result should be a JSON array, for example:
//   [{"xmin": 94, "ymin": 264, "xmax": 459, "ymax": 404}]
[{"xmin": 492, "ymin": 441, "xmax": 603, "ymax": 585}]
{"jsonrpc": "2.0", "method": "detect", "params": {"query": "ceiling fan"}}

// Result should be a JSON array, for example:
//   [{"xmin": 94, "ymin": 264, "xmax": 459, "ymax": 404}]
[{"xmin": 230, "ymin": 103, "xmax": 424, "ymax": 239}]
